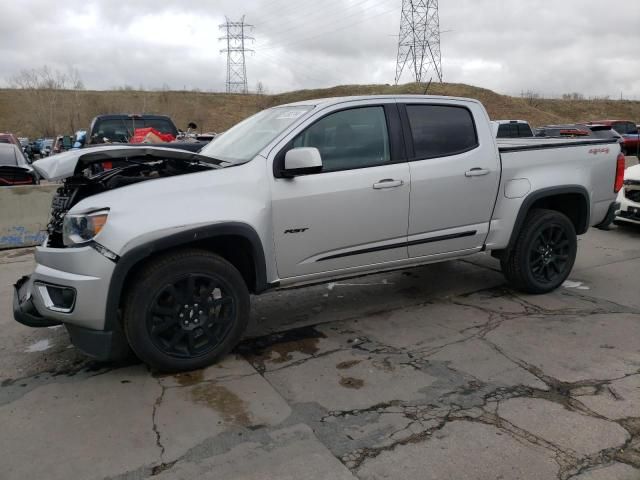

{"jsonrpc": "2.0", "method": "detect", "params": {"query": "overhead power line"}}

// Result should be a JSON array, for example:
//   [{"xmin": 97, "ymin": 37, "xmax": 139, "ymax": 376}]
[{"xmin": 255, "ymin": 1, "xmax": 398, "ymax": 51}]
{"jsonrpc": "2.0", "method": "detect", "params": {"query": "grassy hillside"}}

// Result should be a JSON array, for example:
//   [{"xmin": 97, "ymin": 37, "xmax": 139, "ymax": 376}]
[{"xmin": 1, "ymin": 82, "xmax": 639, "ymax": 138}]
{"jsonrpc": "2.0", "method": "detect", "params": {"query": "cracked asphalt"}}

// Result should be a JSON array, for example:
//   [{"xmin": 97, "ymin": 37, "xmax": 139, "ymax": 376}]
[{"xmin": 2, "ymin": 225, "xmax": 640, "ymax": 480}]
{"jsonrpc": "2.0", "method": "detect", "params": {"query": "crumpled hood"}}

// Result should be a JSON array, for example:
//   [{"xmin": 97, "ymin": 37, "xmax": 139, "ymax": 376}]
[{"xmin": 32, "ymin": 145, "xmax": 221, "ymax": 181}]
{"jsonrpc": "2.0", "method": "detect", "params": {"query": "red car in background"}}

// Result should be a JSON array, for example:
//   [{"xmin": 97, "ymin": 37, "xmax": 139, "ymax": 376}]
[
  {"xmin": 586, "ymin": 120, "xmax": 640, "ymax": 157},
  {"xmin": 0, "ymin": 133, "xmax": 21, "ymax": 148},
  {"xmin": 0, "ymin": 143, "xmax": 39, "ymax": 186}
]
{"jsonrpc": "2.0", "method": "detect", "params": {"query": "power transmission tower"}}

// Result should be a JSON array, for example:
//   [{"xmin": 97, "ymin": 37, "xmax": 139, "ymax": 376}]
[
  {"xmin": 219, "ymin": 16, "xmax": 254, "ymax": 94},
  {"xmin": 394, "ymin": 0, "xmax": 443, "ymax": 85}
]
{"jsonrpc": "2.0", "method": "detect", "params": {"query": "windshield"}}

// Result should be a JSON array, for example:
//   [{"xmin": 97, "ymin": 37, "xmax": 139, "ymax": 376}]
[{"xmin": 200, "ymin": 105, "xmax": 313, "ymax": 163}]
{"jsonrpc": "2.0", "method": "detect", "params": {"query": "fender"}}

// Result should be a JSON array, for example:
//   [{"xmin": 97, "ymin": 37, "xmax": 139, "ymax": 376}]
[
  {"xmin": 103, "ymin": 222, "xmax": 268, "ymax": 331},
  {"xmin": 505, "ymin": 185, "xmax": 590, "ymax": 252}
]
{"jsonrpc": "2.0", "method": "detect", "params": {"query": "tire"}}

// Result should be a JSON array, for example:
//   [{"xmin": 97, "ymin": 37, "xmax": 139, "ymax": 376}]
[
  {"xmin": 123, "ymin": 249, "xmax": 250, "ymax": 372},
  {"xmin": 500, "ymin": 209, "xmax": 577, "ymax": 294}
]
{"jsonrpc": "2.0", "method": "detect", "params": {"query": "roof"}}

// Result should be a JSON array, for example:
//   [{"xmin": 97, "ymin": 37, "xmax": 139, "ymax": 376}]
[
  {"xmin": 277, "ymin": 94, "xmax": 482, "ymax": 108},
  {"xmin": 494, "ymin": 120, "xmax": 530, "ymax": 124}
]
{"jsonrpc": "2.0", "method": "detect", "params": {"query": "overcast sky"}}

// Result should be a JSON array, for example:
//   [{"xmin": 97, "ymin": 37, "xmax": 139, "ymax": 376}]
[{"xmin": 2, "ymin": 0, "xmax": 639, "ymax": 98}]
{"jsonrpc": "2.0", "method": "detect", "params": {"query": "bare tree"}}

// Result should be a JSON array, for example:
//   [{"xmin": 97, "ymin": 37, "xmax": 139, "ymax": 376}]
[
  {"xmin": 254, "ymin": 81, "xmax": 270, "ymax": 110},
  {"xmin": 520, "ymin": 89, "xmax": 544, "ymax": 108},
  {"xmin": 8, "ymin": 66, "xmax": 85, "ymax": 136}
]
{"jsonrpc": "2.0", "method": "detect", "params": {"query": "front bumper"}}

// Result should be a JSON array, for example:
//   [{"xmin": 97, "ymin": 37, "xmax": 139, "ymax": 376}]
[
  {"xmin": 615, "ymin": 188, "xmax": 640, "ymax": 225},
  {"xmin": 13, "ymin": 276, "xmax": 61, "ymax": 328},
  {"xmin": 12, "ymin": 243, "xmax": 129, "ymax": 361}
]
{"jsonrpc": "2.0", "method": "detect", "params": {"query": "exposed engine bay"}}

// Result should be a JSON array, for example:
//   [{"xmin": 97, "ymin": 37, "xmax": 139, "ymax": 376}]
[{"xmin": 46, "ymin": 157, "xmax": 216, "ymax": 248}]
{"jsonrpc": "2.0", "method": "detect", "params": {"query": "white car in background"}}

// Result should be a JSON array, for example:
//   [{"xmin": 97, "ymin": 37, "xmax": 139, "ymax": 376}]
[{"xmin": 615, "ymin": 164, "xmax": 640, "ymax": 225}]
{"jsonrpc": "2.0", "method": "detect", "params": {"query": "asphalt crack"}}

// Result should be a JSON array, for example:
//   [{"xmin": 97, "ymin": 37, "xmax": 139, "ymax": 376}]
[{"xmin": 151, "ymin": 375, "xmax": 167, "ymax": 465}]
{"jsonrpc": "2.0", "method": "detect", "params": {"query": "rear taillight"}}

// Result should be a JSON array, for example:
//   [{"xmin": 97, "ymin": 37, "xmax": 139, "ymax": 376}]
[{"xmin": 614, "ymin": 153, "xmax": 625, "ymax": 193}]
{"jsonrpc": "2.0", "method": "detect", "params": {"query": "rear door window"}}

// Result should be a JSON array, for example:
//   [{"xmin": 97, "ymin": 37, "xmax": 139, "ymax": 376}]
[
  {"xmin": 517, "ymin": 124, "xmax": 533, "ymax": 137},
  {"xmin": 497, "ymin": 124, "xmax": 516, "ymax": 138},
  {"xmin": 405, "ymin": 105, "xmax": 478, "ymax": 159}
]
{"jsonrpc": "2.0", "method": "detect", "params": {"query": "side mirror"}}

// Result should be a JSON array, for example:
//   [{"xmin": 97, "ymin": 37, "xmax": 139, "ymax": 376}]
[{"xmin": 283, "ymin": 147, "xmax": 322, "ymax": 177}]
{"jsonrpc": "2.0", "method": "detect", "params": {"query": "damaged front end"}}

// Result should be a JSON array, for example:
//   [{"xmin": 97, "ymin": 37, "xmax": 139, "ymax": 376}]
[{"xmin": 35, "ymin": 146, "xmax": 224, "ymax": 248}]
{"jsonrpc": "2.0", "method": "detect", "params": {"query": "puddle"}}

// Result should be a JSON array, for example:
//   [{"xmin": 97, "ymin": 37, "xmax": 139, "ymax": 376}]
[
  {"xmin": 190, "ymin": 382, "xmax": 251, "ymax": 426},
  {"xmin": 339, "ymin": 377, "xmax": 364, "ymax": 389},
  {"xmin": 173, "ymin": 369, "xmax": 205, "ymax": 387},
  {"xmin": 336, "ymin": 360, "xmax": 361, "ymax": 370},
  {"xmin": 236, "ymin": 325, "xmax": 326, "ymax": 371}
]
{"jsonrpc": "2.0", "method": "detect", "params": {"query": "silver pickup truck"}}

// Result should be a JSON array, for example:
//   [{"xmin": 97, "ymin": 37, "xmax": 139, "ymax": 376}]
[{"xmin": 13, "ymin": 95, "xmax": 624, "ymax": 371}]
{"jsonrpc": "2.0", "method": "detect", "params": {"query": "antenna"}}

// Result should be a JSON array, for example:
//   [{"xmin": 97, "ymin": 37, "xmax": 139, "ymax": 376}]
[
  {"xmin": 219, "ymin": 16, "xmax": 254, "ymax": 94},
  {"xmin": 395, "ymin": 0, "xmax": 443, "ymax": 85}
]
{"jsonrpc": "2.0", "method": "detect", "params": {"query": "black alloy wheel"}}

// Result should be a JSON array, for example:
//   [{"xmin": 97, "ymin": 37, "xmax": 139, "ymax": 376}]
[
  {"xmin": 147, "ymin": 274, "xmax": 235, "ymax": 358},
  {"xmin": 528, "ymin": 225, "xmax": 571, "ymax": 284},
  {"xmin": 500, "ymin": 209, "xmax": 577, "ymax": 294},
  {"xmin": 124, "ymin": 249, "xmax": 250, "ymax": 372}
]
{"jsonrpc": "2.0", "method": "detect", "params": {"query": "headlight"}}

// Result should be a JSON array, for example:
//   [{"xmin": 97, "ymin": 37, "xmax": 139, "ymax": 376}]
[{"xmin": 62, "ymin": 209, "xmax": 109, "ymax": 246}]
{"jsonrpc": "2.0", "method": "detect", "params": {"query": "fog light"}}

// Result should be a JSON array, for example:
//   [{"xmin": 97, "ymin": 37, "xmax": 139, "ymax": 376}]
[{"xmin": 35, "ymin": 282, "xmax": 76, "ymax": 313}]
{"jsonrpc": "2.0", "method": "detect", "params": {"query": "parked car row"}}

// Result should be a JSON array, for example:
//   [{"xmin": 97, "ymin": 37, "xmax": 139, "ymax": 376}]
[
  {"xmin": 494, "ymin": 118, "xmax": 639, "ymax": 157},
  {"xmin": 0, "ymin": 114, "xmax": 219, "ymax": 185}
]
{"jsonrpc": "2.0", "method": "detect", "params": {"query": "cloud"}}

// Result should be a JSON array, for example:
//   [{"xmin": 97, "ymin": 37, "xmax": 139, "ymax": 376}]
[{"xmin": 1, "ymin": 0, "xmax": 639, "ymax": 98}]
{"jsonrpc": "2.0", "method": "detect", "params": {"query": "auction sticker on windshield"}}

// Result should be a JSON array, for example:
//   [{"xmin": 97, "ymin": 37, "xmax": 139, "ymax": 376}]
[{"xmin": 275, "ymin": 110, "xmax": 306, "ymax": 120}]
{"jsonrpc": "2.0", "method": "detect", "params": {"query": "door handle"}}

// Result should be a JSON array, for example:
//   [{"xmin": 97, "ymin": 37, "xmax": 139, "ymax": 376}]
[
  {"xmin": 373, "ymin": 179, "xmax": 404, "ymax": 189},
  {"xmin": 465, "ymin": 168, "xmax": 491, "ymax": 177}
]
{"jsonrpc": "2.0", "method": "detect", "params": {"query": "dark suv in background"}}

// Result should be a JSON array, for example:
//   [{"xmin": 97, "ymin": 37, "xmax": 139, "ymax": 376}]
[
  {"xmin": 87, "ymin": 114, "xmax": 179, "ymax": 145},
  {"xmin": 84, "ymin": 114, "xmax": 209, "ymax": 153}
]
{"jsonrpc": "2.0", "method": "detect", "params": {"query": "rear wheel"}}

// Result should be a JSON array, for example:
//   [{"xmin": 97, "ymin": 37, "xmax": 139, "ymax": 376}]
[
  {"xmin": 123, "ymin": 249, "xmax": 249, "ymax": 372},
  {"xmin": 501, "ymin": 209, "xmax": 577, "ymax": 294}
]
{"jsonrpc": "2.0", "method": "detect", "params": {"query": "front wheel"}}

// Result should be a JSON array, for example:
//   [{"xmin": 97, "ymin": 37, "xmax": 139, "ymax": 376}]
[
  {"xmin": 123, "ymin": 249, "xmax": 250, "ymax": 372},
  {"xmin": 501, "ymin": 209, "xmax": 577, "ymax": 294}
]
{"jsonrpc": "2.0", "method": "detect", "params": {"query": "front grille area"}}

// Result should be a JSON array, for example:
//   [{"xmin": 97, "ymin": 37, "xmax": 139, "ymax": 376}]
[{"xmin": 625, "ymin": 188, "xmax": 640, "ymax": 203}]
